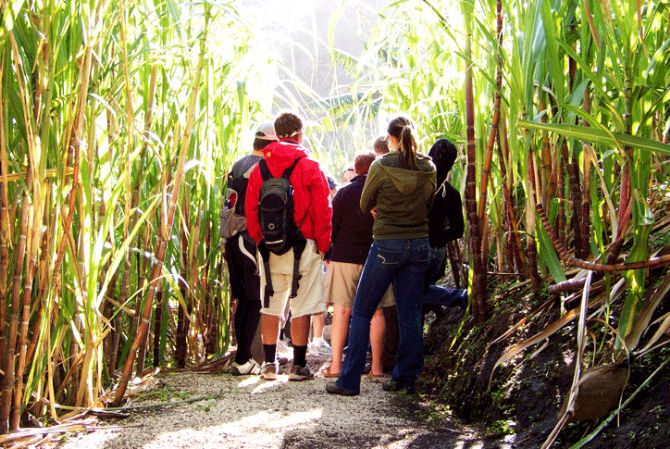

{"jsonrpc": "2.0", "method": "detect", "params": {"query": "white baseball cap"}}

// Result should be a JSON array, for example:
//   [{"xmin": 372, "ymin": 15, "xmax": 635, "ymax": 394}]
[{"xmin": 255, "ymin": 121, "xmax": 277, "ymax": 141}]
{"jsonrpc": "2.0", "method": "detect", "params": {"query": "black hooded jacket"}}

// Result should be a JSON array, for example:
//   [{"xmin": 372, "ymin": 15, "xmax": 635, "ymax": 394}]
[{"xmin": 427, "ymin": 139, "xmax": 464, "ymax": 247}]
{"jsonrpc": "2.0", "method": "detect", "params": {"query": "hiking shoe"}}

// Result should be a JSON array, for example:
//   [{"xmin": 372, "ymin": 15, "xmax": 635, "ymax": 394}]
[
  {"xmin": 230, "ymin": 359, "xmax": 261, "ymax": 376},
  {"xmin": 382, "ymin": 379, "xmax": 416, "ymax": 394},
  {"xmin": 325, "ymin": 381, "xmax": 358, "ymax": 396},
  {"xmin": 260, "ymin": 362, "xmax": 278, "ymax": 380},
  {"xmin": 308, "ymin": 339, "xmax": 331, "ymax": 355},
  {"xmin": 288, "ymin": 364, "xmax": 314, "ymax": 381}
]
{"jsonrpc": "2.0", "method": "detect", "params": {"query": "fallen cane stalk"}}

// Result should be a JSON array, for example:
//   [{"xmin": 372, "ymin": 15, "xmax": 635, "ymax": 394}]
[
  {"xmin": 541, "ymin": 271, "xmax": 592, "ymax": 449},
  {"xmin": 0, "ymin": 420, "xmax": 96, "ymax": 444},
  {"xmin": 56, "ymin": 394, "xmax": 218, "ymax": 413}
]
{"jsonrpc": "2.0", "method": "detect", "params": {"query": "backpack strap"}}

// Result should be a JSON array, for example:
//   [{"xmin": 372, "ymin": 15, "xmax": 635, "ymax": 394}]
[
  {"xmin": 259, "ymin": 157, "xmax": 302, "ymax": 182},
  {"xmin": 259, "ymin": 159, "xmax": 272, "ymax": 181},
  {"xmin": 282, "ymin": 157, "xmax": 302, "ymax": 180},
  {"xmin": 258, "ymin": 242, "xmax": 274, "ymax": 308},
  {"xmin": 289, "ymin": 235, "xmax": 306, "ymax": 298}
]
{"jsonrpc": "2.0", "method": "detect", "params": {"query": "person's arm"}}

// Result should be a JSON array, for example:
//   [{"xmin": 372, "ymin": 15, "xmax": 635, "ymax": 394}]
[
  {"xmin": 360, "ymin": 162, "xmax": 382, "ymax": 214},
  {"xmin": 244, "ymin": 165, "xmax": 262, "ymax": 245},
  {"xmin": 308, "ymin": 163, "xmax": 333, "ymax": 254},
  {"xmin": 443, "ymin": 186, "xmax": 464, "ymax": 241}
]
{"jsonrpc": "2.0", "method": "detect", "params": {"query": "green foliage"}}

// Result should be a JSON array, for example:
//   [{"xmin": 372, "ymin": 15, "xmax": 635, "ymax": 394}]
[
  {"xmin": 488, "ymin": 419, "xmax": 517, "ymax": 436},
  {"xmin": 0, "ymin": 0, "xmax": 272, "ymax": 424}
]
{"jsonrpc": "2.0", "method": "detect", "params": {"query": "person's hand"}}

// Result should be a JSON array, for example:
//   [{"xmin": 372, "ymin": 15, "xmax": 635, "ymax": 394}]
[
  {"xmin": 318, "ymin": 251, "xmax": 325, "ymax": 259},
  {"xmin": 371, "ymin": 208, "xmax": 378, "ymax": 220}
]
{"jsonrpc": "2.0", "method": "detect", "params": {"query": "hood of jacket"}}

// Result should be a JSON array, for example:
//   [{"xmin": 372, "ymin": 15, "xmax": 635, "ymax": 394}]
[
  {"xmin": 428, "ymin": 139, "xmax": 457, "ymax": 186},
  {"xmin": 377, "ymin": 151, "xmax": 436, "ymax": 194},
  {"xmin": 262, "ymin": 139, "xmax": 308, "ymax": 177}
]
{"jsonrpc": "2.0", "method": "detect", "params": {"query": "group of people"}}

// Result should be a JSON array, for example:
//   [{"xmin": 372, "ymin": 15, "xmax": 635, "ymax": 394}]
[{"xmin": 222, "ymin": 111, "xmax": 466, "ymax": 396}]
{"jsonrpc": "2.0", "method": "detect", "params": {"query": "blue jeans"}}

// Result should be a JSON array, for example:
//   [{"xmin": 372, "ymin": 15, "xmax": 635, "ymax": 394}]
[
  {"xmin": 337, "ymin": 238, "xmax": 431, "ymax": 394},
  {"xmin": 421, "ymin": 246, "xmax": 467, "ymax": 307}
]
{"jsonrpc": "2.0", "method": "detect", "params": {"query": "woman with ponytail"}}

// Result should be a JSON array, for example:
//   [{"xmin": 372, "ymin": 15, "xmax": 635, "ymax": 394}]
[{"xmin": 326, "ymin": 115, "xmax": 436, "ymax": 396}]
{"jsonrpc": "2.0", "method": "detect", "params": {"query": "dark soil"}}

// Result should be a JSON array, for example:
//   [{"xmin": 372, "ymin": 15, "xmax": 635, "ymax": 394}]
[{"xmin": 420, "ymin": 273, "xmax": 670, "ymax": 448}]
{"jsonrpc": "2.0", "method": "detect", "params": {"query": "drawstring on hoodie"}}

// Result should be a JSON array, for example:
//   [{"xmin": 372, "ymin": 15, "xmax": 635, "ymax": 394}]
[{"xmin": 436, "ymin": 179, "xmax": 448, "ymax": 198}]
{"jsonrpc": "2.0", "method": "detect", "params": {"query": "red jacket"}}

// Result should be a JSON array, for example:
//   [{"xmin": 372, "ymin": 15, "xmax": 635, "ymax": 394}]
[{"xmin": 245, "ymin": 140, "xmax": 332, "ymax": 254}]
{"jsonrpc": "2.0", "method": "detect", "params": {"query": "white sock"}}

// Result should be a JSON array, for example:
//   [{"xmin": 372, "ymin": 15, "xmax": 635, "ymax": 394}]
[{"xmin": 312, "ymin": 337, "xmax": 323, "ymax": 346}]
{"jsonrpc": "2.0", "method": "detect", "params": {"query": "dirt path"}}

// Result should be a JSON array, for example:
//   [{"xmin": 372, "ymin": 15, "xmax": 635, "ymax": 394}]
[{"xmin": 56, "ymin": 359, "xmax": 490, "ymax": 449}]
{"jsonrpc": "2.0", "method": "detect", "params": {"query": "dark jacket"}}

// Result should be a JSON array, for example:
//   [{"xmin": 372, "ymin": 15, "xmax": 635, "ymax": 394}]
[
  {"xmin": 330, "ymin": 175, "xmax": 374, "ymax": 264},
  {"xmin": 428, "ymin": 180, "xmax": 464, "ymax": 247},
  {"xmin": 227, "ymin": 154, "xmax": 262, "ymax": 216},
  {"xmin": 360, "ymin": 151, "xmax": 436, "ymax": 240}
]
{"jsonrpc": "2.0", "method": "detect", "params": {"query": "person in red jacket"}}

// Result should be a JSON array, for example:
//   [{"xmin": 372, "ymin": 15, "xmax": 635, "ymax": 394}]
[{"xmin": 245, "ymin": 111, "xmax": 332, "ymax": 381}]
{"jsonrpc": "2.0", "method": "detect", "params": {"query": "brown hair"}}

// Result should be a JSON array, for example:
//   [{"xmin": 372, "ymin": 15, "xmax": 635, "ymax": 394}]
[
  {"xmin": 373, "ymin": 136, "xmax": 389, "ymax": 155},
  {"xmin": 274, "ymin": 111, "xmax": 303, "ymax": 140},
  {"xmin": 354, "ymin": 151, "xmax": 376, "ymax": 175},
  {"xmin": 387, "ymin": 116, "xmax": 418, "ymax": 170},
  {"xmin": 253, "ymin": 138, "xmax": 275, "ymax": 151}
]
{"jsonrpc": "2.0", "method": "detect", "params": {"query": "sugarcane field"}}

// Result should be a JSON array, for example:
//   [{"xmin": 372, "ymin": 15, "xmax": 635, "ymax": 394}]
[{"xmin": 0, "ymin": 1, "xmax": 669, "ymax": 448}]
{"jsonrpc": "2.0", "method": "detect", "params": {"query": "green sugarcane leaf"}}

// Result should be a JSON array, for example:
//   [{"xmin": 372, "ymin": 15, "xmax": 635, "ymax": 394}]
[
  {"xmin": 535, "ymin": 218, "xmax": 566, "ymax": 283},
  {"xmin": 519, "ymin": 121, "xmax": 670, "ymax": 155},
  {"xmin": 540, "ymin": 0, "xmax": 564, "ymax": 101},
  {"xmin": 619, "ymin": 191, "xmax": 653, "ymax": 344}
]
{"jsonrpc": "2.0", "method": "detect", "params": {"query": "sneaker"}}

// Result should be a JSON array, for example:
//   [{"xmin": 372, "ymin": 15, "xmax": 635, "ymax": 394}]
[
  {"xmin": 260, "ymin": 362, "xmax": 278, "ymax": 380},
  {"xmin": 230, "ymin": 359, "xmax": 261, "ymax": 376},
  {"xmin": 325, "ymin": 381, "xmax": 358, "ymax": 396},
  {"xmin": 308, "ymin": 339, "xmax": 332, "ymax": 355},
  {"xmin": 288, "ymin": 364, "xmax": 314, "ymax": 381}
]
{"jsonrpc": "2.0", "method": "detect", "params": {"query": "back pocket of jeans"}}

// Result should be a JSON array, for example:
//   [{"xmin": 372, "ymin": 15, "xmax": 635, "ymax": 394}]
[{"xmin": 375, "ymin": 244, "xmax": 402, "ymax": 265}]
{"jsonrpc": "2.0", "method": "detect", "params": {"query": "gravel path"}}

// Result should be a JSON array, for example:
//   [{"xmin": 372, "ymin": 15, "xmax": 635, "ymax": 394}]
[{"xmin": 56, "ymin": 356, "xmax": 485, "ymax": 449}]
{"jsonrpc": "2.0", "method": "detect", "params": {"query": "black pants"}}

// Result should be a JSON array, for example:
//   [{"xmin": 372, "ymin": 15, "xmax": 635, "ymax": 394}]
[{"xmin": 224, "ymin": 233, "xmax": 261, "ymax": 364}]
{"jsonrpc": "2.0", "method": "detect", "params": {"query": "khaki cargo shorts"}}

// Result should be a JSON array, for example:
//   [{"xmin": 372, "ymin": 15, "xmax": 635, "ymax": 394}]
[
  {"xmin": 259, "ymin": 240, "xmax": 325, "ymax": 318},
  {"xmin": 324, "ymin": 261, "xmax": 394, "ymax": 309}
]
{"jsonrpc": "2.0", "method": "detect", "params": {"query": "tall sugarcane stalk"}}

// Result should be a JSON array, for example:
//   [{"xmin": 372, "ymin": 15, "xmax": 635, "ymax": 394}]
[
  {"xmin": 497, "ymin": 119, "xmax": 525, "ymax": 274},
  {"xmin": 462, "ymin": 0, "xmax": 487, "ymax": 318},
  {"xmin": 7, "ymin": 18, "xmax": 47, "ymax": 426},
  {"xmin": 112, "ymin": 3, "xmax": 212, "ymax": 406},
  {"xmin": 50, "ymin": 3, "xmax": 98, "ymax": 302},
  {"xmin": 0, "ymin": 197, "xmax": 29, "ymax": 432},
  {"xmin": 477, "ymin": 0, "xmax": 503, "ymax": 275},
  {"xmin": 0, "ymin": 56, "xmax": 9, "ymax": 375}
]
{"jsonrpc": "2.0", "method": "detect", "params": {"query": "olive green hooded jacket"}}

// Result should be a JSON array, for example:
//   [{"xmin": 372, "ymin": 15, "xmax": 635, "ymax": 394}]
[{"xmin": 360, "ymin": 151, "xmax": 436, "ymax": 240}]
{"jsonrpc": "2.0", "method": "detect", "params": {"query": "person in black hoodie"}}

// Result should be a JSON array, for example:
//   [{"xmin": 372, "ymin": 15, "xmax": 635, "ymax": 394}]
[
  {"xmin": 322, "ymin": 151, "xmax": 393, "ymax": 378},
  {"xmin": 422, "ymin": 138, "xmax": 467, "ymax": 307}
]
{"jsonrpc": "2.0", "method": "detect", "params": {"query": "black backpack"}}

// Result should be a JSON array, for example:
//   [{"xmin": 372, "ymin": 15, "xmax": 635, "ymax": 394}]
[{"xmin": 257, "ymin": 158, "xmax": 306, "ymax": 307}]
